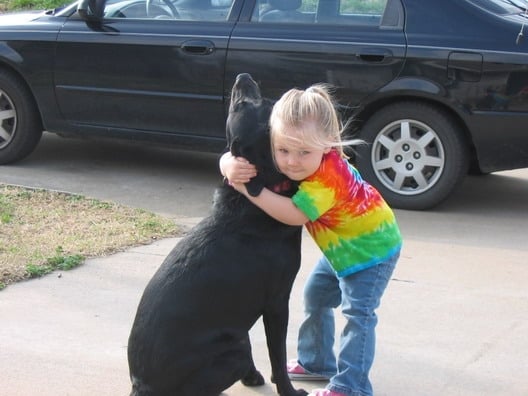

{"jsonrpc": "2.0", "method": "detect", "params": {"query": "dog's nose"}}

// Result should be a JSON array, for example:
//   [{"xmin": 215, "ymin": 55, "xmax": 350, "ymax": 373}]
[{"xmin": 236, "ymin": 73, "xmax": 253, "ymax": 83}]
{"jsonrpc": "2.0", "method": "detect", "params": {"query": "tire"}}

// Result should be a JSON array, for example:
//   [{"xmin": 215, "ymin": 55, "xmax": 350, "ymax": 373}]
[
  {"xmin": 0, "ymin": 69, "xmax": 43, "ymax": 164},
  {"xmin": 355, "ymin": 101, "xmax": 469, "ymax": 210}
]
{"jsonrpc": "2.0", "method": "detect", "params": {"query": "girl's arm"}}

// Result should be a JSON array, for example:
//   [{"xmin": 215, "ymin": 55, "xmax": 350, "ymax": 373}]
[
  {"xmin": 232, "ymin": 182, "xmax": 309, "ymax": 226},
  {"xmin": 220, "ymin": 152, "xmax": 308, "ymax": 226}
]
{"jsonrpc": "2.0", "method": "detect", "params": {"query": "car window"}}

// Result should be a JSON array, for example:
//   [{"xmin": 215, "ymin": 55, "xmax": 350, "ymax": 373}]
[
  {"xmin": 251, "ymin": 0, "xmax": 388, "ymax": 26},
  {"xmin": 104, "ymin": 0, "xmax": 235, "ymax": 20}
]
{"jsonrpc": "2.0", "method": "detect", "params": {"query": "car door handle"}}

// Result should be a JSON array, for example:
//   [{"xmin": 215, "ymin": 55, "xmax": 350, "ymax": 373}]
[
  {"xmin": 181, "ymin": 40, "xmax": 215, "ymax": 55},
  {"xmin": 357, "ymin": 48, "xmax": 392, "ymax": 63}
]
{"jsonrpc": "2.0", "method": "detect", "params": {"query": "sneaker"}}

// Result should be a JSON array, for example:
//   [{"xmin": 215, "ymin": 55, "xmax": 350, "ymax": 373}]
[
  {"xmin": 307, "ymin": 389, "xmax": 347, "ymax": 396},
  {"xmin": 287, "ymin": 359, "xmax": 330, "ymax": 381}
]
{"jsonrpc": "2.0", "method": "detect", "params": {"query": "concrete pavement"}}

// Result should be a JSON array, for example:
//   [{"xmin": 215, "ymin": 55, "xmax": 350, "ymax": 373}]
[{"xmin": 2, "ymin": 219, "xmax": 527, "ymax": 395}]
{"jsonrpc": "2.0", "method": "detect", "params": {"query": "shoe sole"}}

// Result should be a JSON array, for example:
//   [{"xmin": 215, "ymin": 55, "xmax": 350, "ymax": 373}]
[{"xmin": 288, "ymin": 373, "xmax": 330, "ymax": 381}]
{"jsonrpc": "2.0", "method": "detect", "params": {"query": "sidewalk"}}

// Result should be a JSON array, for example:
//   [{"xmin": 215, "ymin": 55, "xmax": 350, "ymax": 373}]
[{"xmin": 1, "ymin": 223, "xmax": 527, "ymax": 395}]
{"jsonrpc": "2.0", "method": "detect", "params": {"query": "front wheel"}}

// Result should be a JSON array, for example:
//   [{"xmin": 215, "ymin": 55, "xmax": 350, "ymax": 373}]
[
  {"xmin": 0, "ymin": 69, "xmax": 43, "ymax": 164},
  {"xmin": 355, "ymin": 102, "xmax": 469, "ymax": 210}
]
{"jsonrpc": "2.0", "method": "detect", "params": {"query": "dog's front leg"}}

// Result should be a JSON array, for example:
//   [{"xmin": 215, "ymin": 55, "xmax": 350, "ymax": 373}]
[{"xmin": 263, "ymin": 310, "xmax": 307, "ymax": 396}]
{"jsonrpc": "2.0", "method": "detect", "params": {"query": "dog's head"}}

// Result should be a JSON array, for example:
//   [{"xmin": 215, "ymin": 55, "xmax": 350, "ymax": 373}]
[{"xmin": 226, "ymin": 73, "xmax": 292, "ymax": 197}]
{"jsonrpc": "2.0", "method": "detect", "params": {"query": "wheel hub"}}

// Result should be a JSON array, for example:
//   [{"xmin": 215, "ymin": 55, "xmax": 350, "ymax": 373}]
[{"xmin": 372, "ymin": 119, "xmax": 445, "ymax": 196}]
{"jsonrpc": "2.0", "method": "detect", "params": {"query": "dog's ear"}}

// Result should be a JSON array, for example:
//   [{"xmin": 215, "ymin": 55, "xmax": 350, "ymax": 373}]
[
  {"xmin": 229, "ymin": 135, "xmax": 264, "ymax": 196},
  {"xmin": 225, "ymin": 112, "xmax": 235, "ymax": 147},
  {"xmin": 230, "ymin": 137, "xmax": 241, "ymax": 157}
]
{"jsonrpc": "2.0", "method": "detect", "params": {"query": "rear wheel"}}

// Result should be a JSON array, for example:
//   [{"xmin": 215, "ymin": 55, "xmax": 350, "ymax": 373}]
[
  {"xmin": 0, "ymin": 69, "xmax": 43, "ymax": 164},
  {"xmin": 355, "ymin": 101, "xmax": 469, "ymax": 210}
]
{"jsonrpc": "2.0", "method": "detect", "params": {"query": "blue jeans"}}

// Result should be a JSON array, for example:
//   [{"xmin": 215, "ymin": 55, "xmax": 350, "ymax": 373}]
[{"xmin": 297, "ymin": 251, "xmax": 399, "ymax": 396}]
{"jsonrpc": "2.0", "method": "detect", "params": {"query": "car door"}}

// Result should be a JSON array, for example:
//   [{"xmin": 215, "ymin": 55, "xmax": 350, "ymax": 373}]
[
  {"xmin": 54, "ymin": 0, "xmax": 241, "ymax": 144},
  {"xmin": 226, "ymin": 0, "xmax": 406, "ymax": 117}
]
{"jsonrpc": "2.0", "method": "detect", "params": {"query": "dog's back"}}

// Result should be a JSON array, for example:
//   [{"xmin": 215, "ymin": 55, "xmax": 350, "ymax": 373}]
[{"xmin": 128, "ymin": 188, "xmax": 301, "ymax": 395}]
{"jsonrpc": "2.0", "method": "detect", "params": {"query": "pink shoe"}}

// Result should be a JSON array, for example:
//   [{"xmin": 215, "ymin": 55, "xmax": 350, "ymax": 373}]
[
  {"xmin": 308, "ymin": 389, "xmax": 347, "ymax": 396},
  {"xmin": 287, "ymin": 359, "xmax": 330, "ymax": 381}
]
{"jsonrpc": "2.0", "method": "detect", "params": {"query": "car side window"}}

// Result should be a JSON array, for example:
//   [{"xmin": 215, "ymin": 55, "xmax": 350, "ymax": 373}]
[
  {"xmin": 104, "ymin": 0, "xmax": 235, "ymax": 21},
  {"xmin": 253, "ymin": 0, "xmax": 316, "ymax": 23},
  {"xmin": 251, "ymin": 0, "xmax": 389, "ymax": 26}
]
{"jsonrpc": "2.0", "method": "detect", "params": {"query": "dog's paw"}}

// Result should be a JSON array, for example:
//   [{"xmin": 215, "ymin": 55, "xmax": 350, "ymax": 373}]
[
  {"xmin": 241, "ymin": 369, "xmax": 265, "ymax": 387},
  {"xmin": 245, "ymin": 178, "xmax": 265, "ymax": 197}
]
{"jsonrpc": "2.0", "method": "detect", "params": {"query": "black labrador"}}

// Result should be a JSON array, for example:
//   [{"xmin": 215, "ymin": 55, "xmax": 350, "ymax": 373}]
[{"xmin": 127, "ymin": 73, "xmax": 307, "ymax": 396}]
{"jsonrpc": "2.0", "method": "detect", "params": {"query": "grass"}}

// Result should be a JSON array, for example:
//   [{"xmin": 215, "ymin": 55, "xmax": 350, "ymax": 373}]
[
  {"xmin": 0, "ymin": 0, "xmax": 67, "ymax": 12},
  {"xmin": 0, "ymin": 184, "xmax": 182, "ymax": 290}
]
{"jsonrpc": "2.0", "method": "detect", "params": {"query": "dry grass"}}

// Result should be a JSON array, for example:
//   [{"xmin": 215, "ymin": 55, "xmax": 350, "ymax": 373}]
[{"xmin": 0, "ymin": 184, "xmax": 182, "ymax": 290}]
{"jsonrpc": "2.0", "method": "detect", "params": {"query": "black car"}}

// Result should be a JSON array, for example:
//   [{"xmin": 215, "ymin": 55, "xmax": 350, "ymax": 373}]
[{"xmin": 1, "ymin": 0, "xmax": 528, "ymax": 210}]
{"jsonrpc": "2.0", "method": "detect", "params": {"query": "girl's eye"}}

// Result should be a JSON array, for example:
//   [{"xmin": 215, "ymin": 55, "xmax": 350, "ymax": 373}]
[
  {"xmin": 278, "ymin": 148, "xmax": 288, "ymax": 154},
  {"xmin": 300, "ymin": 150, "xmax": 310, "ymax": 156}
]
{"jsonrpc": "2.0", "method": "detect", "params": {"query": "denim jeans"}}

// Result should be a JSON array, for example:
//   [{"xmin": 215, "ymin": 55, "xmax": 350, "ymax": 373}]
[{"xmin": 297, "ymin": 251, "xmax": 399, "ymax": 396}]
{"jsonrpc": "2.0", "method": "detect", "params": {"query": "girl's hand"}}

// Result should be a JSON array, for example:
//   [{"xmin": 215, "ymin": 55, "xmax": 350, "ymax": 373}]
[{"xmin": 219, "ymin": 152, "xmax": 257, "ymax": 184}]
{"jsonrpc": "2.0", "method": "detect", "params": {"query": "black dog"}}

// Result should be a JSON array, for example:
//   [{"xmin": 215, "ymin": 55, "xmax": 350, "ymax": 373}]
[{"xmin": 127, "ymin": 73, "xmax": 307, "ymax": 396}]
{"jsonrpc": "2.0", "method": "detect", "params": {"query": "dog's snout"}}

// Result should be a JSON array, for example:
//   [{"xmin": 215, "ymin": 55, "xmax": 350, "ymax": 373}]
[
  {"xmin": 230, "ymin": 73, "xmax": 262, "ymax": 112},
  {"xmin": 236, "ymin": 73, "xmax": 253, "ymax": 83},
  {"xmin": 233, "ymin": 73, "xmax": 260, "ymax": 92}
]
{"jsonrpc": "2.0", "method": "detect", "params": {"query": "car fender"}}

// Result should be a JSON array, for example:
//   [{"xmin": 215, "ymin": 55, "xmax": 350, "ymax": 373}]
[
  {"xmin": 378, "ymin": 76, "xmax": 446, "ymax": 97},
  {"xmin": 0, "ymin": 43, "xmax": 24, "ymax": 69},
  {"xmin": 356, "ymin": 76, "xmax": 471, "ymax": 136},
  {"xmin": 0, "ymin": 43, "xmax": 55, "ymax": 135}
]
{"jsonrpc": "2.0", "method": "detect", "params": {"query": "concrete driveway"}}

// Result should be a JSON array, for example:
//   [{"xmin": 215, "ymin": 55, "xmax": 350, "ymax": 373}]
[{"xmin": 1, "ymin": 133, "xmax": 527, "ymax": 395}]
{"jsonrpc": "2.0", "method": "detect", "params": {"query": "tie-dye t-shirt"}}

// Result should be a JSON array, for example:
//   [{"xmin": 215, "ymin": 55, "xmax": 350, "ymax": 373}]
[{"xmin": 292, "ymin": 150, "xmax": 402, "ymax": 277}]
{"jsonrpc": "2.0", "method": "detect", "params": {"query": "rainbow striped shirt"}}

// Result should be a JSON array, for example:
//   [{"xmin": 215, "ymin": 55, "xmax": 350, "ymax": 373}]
[{"xmin": 292, "ymin": 150, "xmax": 402, "ymax": 277}]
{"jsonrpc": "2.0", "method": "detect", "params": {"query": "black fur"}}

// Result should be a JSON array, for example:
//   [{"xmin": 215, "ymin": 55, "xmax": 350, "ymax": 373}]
[{"xmin": 127, "ymin": 73, "xmax": 306, "ymax": 396}]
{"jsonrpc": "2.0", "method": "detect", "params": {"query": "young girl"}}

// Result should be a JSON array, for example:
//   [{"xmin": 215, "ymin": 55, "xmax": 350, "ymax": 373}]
[{"xmin": 220, "ymin": 84, "xmax": 402, "ymax": 396}]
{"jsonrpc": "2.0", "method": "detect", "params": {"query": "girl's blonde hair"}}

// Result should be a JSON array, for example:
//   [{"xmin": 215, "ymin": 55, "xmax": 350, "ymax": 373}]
[{"xmin": 269, "ymin": 84, "xmax": 362, "ymax": 158}]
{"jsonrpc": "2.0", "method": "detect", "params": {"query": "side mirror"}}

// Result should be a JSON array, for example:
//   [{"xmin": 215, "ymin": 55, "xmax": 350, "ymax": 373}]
[{"xmin": 77, "ymin": 0, "xmax": 105, "ymax": 21}]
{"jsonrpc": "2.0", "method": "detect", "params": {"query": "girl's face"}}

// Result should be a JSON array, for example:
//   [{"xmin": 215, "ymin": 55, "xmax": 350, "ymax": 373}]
[{"xmin": 272, "ymin": 125, "xmax": 330, "ymax": 181}]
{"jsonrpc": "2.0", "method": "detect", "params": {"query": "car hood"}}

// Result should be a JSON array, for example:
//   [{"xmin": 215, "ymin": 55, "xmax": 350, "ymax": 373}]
[{"xmin": 0, "ymin": 10, "xmax": 48, "ymax": 25}]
